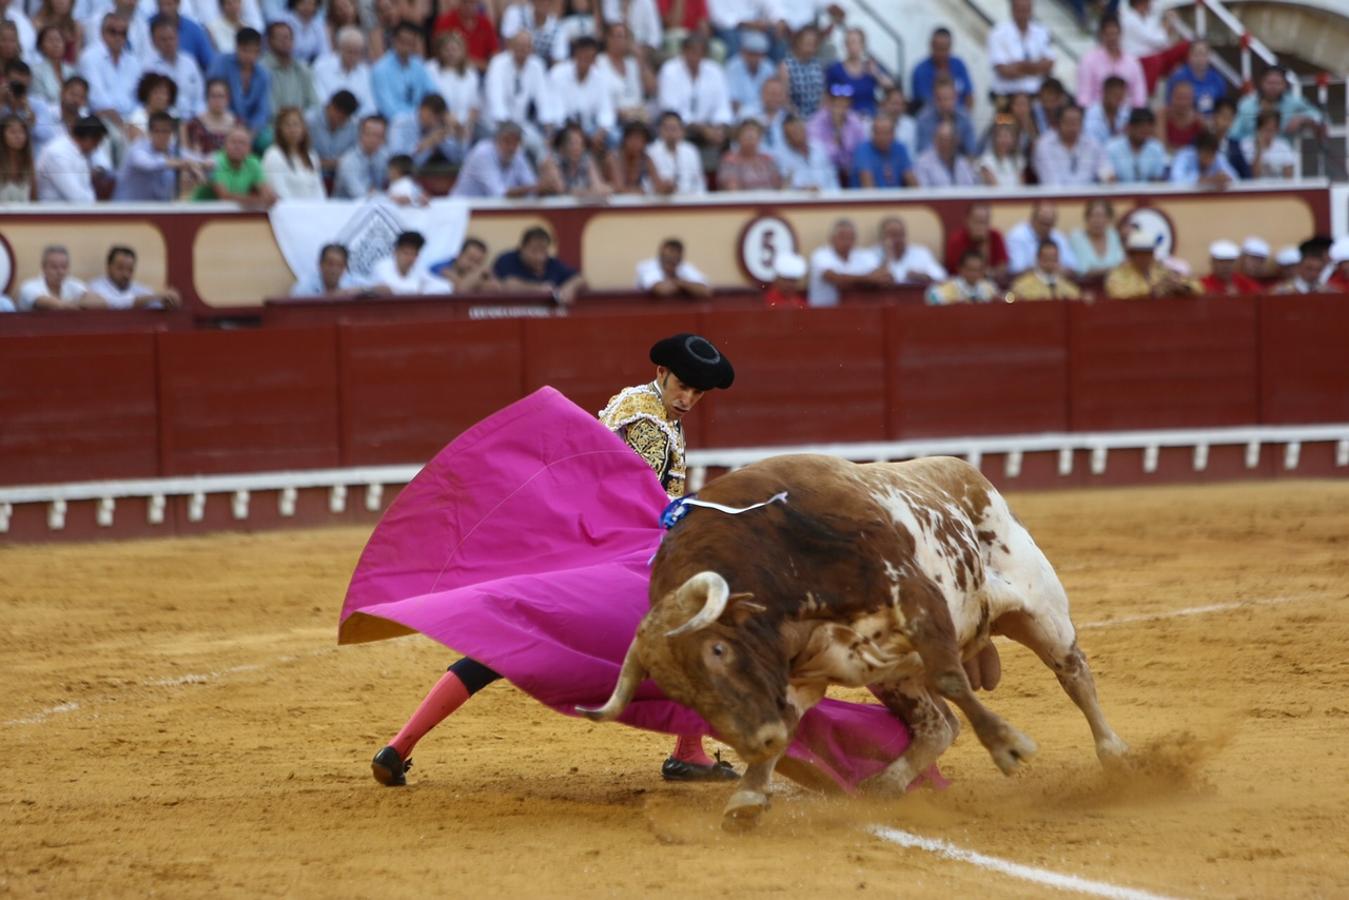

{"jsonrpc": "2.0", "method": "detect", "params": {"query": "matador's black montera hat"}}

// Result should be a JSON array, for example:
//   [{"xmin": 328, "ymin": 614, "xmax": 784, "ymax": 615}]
[{"xmin": 649, "ymin": 333, "xmax": 735, "ymax": 391}]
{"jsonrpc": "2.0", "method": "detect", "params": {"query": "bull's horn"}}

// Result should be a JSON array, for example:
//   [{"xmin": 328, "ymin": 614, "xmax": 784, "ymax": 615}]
[
  {"xmin": 575, "ymin": 641, "xmax": 646, "ymax": 722},
  {"xmin": 664, "ymin": 571, "xmax": 731, "ymax": 638}
]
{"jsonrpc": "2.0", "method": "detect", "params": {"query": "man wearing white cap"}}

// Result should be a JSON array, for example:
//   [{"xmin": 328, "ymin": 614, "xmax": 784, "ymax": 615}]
[
  {"xmin": 764, "ymin": 253, "xmax": 807, "ymax": 308},
  {"xmin": 1273, "ymin": 245, "xmax": 1301, "ymax": 281},
  {"xmin": 1239, "ymin": 236, "xmax": 1270, "ymax": 281},
  {"xmin": 1200, "ymin": 240, "xmax": 1262, "ymax": 296},
  {"xmin": 1105, "ymin": 229, "xmax": 1199, "ymax": 298},
  {"xmin": 1325, "ymin": 236, "xmax": 1349, "ymax": 292},
  {"xmin": 1275, "ymin": 239, "xmax": 1331, "ymax": 295}
]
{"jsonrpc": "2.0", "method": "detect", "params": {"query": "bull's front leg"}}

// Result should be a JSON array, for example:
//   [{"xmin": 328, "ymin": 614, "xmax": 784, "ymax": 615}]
[
  {"xmin": 863, "ymin": 677, "xmax": 959, "ymax": 793},
  {"xmin": 722, "ymin": 681, "xmax": 823, "ymax": 832}
]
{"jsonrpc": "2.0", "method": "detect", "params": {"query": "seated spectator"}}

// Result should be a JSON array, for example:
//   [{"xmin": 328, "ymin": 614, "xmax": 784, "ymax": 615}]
[
  {"xmin": 290, "ymin": 242, "xmax": 365, "ymax": 296},
  {"xmin": 1272, "ymin": 239, "xmax": 1331, "ymax": 295},
  {"xmin": 1105, "ymin": 229, "xmax": 1199, "ymax": 298},
  {"xmin": 763, "ymin": 252, "xmax": 807, "ymax": 309},
  {"xmin": 192, "ymin": 124, "xmax": 277, "ymax": 207},
  {"xmin": 280, "ymin": 0, "xmax": 328, "ymax": 65},
  {"xmin": 657, "ymin": 34, "xmax": 730, "ymax": 147},
  {"xmin": 647, "ymin": 111, "xmax": 705, "ymax": 196},
  {"xmin": 1212, "ymin": 97, "xmax": 1250, "ymax": 179},
  {"xmin": 1169, "ymin": 130, "xmax": 1236, "ymax": 190},
  {"xmin": 1031, "ymin": 76, "xmax": 1068, "ymax": 135},
  {"xmin": 1075, "ymin": 14, "xmax": 1146, "ymax": 110},
  {"xmin": 1241, "ymin": 110, "xmax": 1296, "ymax": 180},
  {"xmin": 80, "ymin": 13, "xmax": 142, "ymax": 126},
  {"xmin": 879, "ymin": 85, "xmax": 918, "ymax": 155},
  {"xmin": 206, "ymin": 27, "xmax": 269, "ymax": 134},
  {"xmin": 874, "ymin": 215, "xmax": 945, "ymax": 287},
  {"xmin": 773, "ymin": 112, "xmax": 836, "ymax": 191},
  {"xmin": 1069, "ymin": 198, "xmax": 1124, "ymax": 280},
  {"xmin": 605, "ymin": 120, "xmax": 653, "ymax": 194},
  {"xmin": 371, "ymin": 231, "xmax": 453, "ymax": 295},
  {"xmin": 538, "ymin": 121, "xmax": 611, "ymax": 198},
  {"xmin": 1006, "ymin": 201, "xmax": 1076, "ymax": 276},
  {"xmin": 911, "ymin": 26, "xmax": 972, "ymax": 113},
  {"xmin": 1232, "ymin": 65, "xmax": 1323, "ymax": 143},
  {"xmin": 946, "ymin": 201, "xmax": 1009, "ymax": 281},
  {"xmin": 1083, "ymin": 75, "xmax": 1130, "ymax": 146},
  {"xmin": 1199, "ymin": 240, "xmax": 1261, "ymax": 296},
  {"xmin": 807, "ymin": 83, "xmax": 865, "ymax": 175},
  {"xmin": 636, "ymin": 237, "xmax": 711, "ymax": 298},
  {"xmin": 114, "ymin": 110, "xmax": 204, "ymax": 200},
  {"xmin": 1010, "ymin": 240, "xmax": 1081, "ymax": 301},
  {"xmin": 17, "ymin": 244, "xmax": 87, "ymax": 311},
  {"xmin": 987, "ymin": 0, "xmax": 1054, "ymax": 100},
  {"xmin": 1106, "ymin": 108, "xmax": 1167, "ymax": 184},
  {"xmin": 35, "ymin": 113, "xmax": 104, "ymax": 201},
  {"xmin": 914, "ymin": 76, "xmax": 976, "ymax": 157},
  {"xmin": 151, "ymin": 0, "xmax": 218, "ymax": 74},
  {"xmin": 825, "ymin": 27, "xmax": 891, "ymax": 118},
  {"xmin": 807, "ymin": 218, "xmax": 882, "ymax": 307},
  {"xmin": 500, "ymin": 0, "xmax": 561, "ymax": 64},
  {"xmin": 927, "ymin": 250, "xmax": 999, "ymax": 305},
  {"xmin": 334, "ymin": 113, "xmax": 391, "ymax": 198},
  {"xmin": 426, "ymin": 32, "xmax": 479, "ymax": 142},
  {"xmin": 144, "ymin": 15, "xmax": 204, "ymax": 124},
  {"xmin": 391, "ymin": 93, "xmax": 464, "ymax": 167},
  {"xmin": 451, "ymin": 121, "xmax": 537, "ymax": 198},
  {"xmin": 262, "ymin": 105, "xmax": 324, "ymax": 198},
  {"xmin": 31, "ymin": 26, "xmax": 71, "ymax": 107},
  {"xmin": 492, "ymin": 226, "xmax": 585, "ymax": 304},
  {"xmin": 596, "ymin": 0, "xmax": 661, "ymax": 60},
  {"xmin": 431, "ymin": 236, "xmax": 499, "ymax": 293},
  {"xmin": 385, "ymin": 153, "xmax": 426, "ymax": 205},
  {"xmin": 1002, "ymin": 90, "xmax": 1039, "ymax": 156},
  {"xmin": 372, "ymin": 21, "xmax": 434, "ymax": 124},
  {"xmin": 1166, "ymin": 40, "xmax": 1225, "ymax": 118},
  {"xmin": 86, "ymin": 245, "xmax": 183, "ymax": 308},
  {"xmin": 978, "ymin": 117, "xmax": 1025, "ymax": 187},
  {"xmin": 1325, "ymin": 238, "xmax": 1349, "ymax": 293},
  {"xmin": 306, "ymin": 88, "xmax": 357, "ymax": 176},
  {"xmin": 1120, "ymin": 0, "xmax": 1188, "ymax": 94},
  {"xmin": 546, "ymin": 35, "xmax": 616, "ymax": 141},
  {"xmin": 0, "ymin": 113, "xmax": 33, "ymax": 201},
  {"xmin": 1163, "ymin": 79, "xmax": 1201, "ymax": 153},
  {"xmin": 726, "ymin": 29, "xmax": 774, "ymax": 119},
  {"xmin": 313, "ymin": 26, "xmax": 375, "ymax": 116},
  {"xmin": 123, "ymin": 72, "xmax": 177, "ymax": 144},
  {"xmin": 913, "ymin": 120, "xmax": 977, "ymax": 188},
  {"xmin": 850, "ymin": 113, "xmax": 916, "ymax": 189},
  {"xmin": 483, "ymin": 31, "xmax": 551, "ymax": 152},
  {"xmin": 206, "ymin": 0, "xmax": 249, "ymax": 55},
  {"xmin": 1273, "ymin": 245, "xmax": 1301, "ymax": 281},
  {"xmin": 1033, "ymin": 104, "xmax": 1112, "ymax": 187},
  {"xmin": 431, "ymin": 0, "xmax": 500, "ymax": 71},
  {"xmin": 716, "ymin": 118, "xmax": 780, "ymax": 191},
  {"xmin": 185, "ymin": 77, "xmax": 236, "ymax": 157},
  {"xmin": 552, "ymin": 0, "xmax": 602, "ymax": 62},
  {"xmin": 3, "ymin": 60, "xmax": 59, "ymax": 145},
  {"xmin": 779, "ymin": 25, "xmax": 825, "ymax": 119},
  {"xmin": 1239, "ymin": 236, "xmax": 1271, "ymax": 281},
  {"xmin": 594, "ymin": 22, "xmax": 650, "ymax": 127},
  {"xmin": 263, "ymin": 20, "xmax": 318, "ymax": 119}
]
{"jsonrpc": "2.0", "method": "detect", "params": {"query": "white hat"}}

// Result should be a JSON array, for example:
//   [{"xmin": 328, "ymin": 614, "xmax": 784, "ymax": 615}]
[
  {"xmin": 1241, "ymin": 236, "xmax": 1270, "ymax": 258},
  {"xmin": 1208, "ymin": 240, "xmax": 1240, "ymax": 261},
  {"xmin": 1275, "ymin": 246, "xmax": 1301, "ymax": 266},
  {"xmin": 774, "ymin": 253, "xmax": 807, "ymax": 280},
  {"xmin": 1163, "ymin": 256, "xmax": 1192, "ymax": 276},
  {"xmin": 1330, "ymin": 236, "xmax": 1349, "ymax": 264},
  {"xmin": 1124, "ymin": 230, "xmax": 1157, "ymax": 252}
]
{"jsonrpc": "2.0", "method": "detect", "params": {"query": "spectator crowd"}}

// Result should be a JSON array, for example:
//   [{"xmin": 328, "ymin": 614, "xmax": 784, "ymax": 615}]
[{"xmin": 0, "ymin": 0, "xmax": 1329, "ymax": 205}]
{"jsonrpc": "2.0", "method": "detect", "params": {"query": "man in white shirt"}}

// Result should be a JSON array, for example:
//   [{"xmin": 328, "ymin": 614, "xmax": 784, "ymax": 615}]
[
  {"xmin": 35, "ymin": 115, "xmax": 106, "ymax": 201},
  {"xmin": 79, "ymin": 13, "xmax": 143, "ymax": 123},
  {"xmin": 656, "ymin": 35, "xmax": 732, "ymax": 145},
  {"xmin": 1005, "ymin": 201, "xmax": 1077, "ymax": 276},
  {"xmin": 706, "ymin": 0, "xmax": 775, "ymax": 58},
  {"xmin": 290, "ymin": 243, "xmax": 368, "ymax": 297},
  {"xmin": 636, "ymin": 238, "xmax": 712, "ymax": 297},
  {"xmin": 0, "ymin": 0, "xmax": 34, "ymax": 56},
  {"xmin": 86, "ymin": 245, "xmax": 183, "ymax": 309},
  {"xmin": 144, "ymin": 15, "xmax": 204, "ymax": 120},
  {"xmin": 986, "ymin": 0, "xmax": 1055, "ymax": 98},
  {"xmin": 646, "ymin": 111, "xmax": 705, "ymax": 196},
  {"xmin": 370, "ymin": 231, "xmax": 453, "ymax": 296},
  {"xmin": 873, "ymin": 216, "xmax": 945, "ymax": 287},
  {"xmin": 598, "ymin": 0, "xmax": 661, "ymax": 54},
  {"xmin": 807, "ymin": 218, "xmax": 884, "ymax": 307},
  {"xmin": 17, "ymin": 245, "xmax": 90, "ymax": 311},
  {"xmin": 312, "ymin": 26, "xmax": 376, "ymax": 115},
  {"xmin": 546, "ymin": 36, "xmax": 615, "ymax": 140},
  {"xmin": 483, "ymin": 30, "xmax": 553, "ymax": 153}
]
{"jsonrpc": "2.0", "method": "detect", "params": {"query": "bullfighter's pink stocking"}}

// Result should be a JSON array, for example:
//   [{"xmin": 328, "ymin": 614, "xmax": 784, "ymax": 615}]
[
  {"xmin": 672, "ymin": 734, "xmax": 715, "ymax": 766},
  {"xmin": 390, "ymin": 670, "xmax": 470, "ymax": 759}
]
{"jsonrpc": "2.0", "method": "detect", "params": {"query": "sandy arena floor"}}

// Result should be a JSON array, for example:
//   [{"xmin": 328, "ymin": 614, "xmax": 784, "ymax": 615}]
[{"xmin": 3, "ymin": 480, "xmax": 1349, "ymax": 898}]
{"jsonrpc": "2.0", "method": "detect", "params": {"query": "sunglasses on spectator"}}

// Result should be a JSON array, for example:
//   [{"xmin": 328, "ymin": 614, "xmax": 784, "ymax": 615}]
[{"xmin": 105, "ymin": 27, "xmax": 128, "ymax": 35}]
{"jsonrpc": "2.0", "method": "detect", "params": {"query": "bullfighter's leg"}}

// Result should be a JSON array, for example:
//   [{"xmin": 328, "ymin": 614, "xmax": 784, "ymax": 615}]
[
  {"xmin": 863, "ymin": 678, "xmax": 959, "ymax": 793},
  {"xmin": 993, "ymin": 610, "xmax": 1129, "ymax": 764},
  {"xmin": 372, "ymin": 657, "xmax": 502, "ymax": 786}
]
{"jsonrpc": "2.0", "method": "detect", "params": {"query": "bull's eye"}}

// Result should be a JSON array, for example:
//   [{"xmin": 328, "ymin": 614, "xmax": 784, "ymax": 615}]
[{"xmin": 711, "ymin": 643, "xmax": 725, "ymax": 658}]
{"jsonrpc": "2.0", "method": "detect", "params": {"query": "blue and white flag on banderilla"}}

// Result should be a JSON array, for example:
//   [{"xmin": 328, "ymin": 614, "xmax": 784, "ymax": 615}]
[{"xmin": 659, "ymin": 491, "xmax": 789, "ymax": 530}]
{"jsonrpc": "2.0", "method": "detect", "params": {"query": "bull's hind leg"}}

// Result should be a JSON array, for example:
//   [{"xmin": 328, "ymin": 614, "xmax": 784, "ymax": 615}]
[{"xmin": 863, "ymin": 678, "xmax": 959, "ymax": 793}]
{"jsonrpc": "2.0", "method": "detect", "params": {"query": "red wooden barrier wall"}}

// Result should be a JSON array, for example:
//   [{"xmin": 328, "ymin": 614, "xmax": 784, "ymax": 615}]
[{"xmin": 1258, "ymin": 295, "xmax": 1349, "ymax": 424}]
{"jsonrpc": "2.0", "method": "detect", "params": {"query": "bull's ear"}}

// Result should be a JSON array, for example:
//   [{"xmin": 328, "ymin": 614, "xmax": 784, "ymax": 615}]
[{"xmin": 724, "ymin": 592, "xmax": 767, "ymax": 626}]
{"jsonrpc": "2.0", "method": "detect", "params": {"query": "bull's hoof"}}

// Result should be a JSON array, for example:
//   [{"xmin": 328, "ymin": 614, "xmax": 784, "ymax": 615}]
[
  {"xmin": 1096, "ymin": 736, "xmax": 1130, "ymax": 769},
  {"xmin": 721, "ymin": 790, "xmax": 769, "ymax": 833},
  {"xmin": 990, "ymin": 729, "xmax": 1038, "ymax": 775}
]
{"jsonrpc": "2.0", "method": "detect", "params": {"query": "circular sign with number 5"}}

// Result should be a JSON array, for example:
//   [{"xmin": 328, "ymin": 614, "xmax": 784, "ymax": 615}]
[{"xmin": 738, "ymin": 215, "xmax": 800, "ymax": 284}]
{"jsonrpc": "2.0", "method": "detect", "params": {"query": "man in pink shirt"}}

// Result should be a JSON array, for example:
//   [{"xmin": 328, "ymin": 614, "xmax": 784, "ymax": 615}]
[{"xmin": 1076, "ymin": 14, "xmax": 1146, "ymax": 109}]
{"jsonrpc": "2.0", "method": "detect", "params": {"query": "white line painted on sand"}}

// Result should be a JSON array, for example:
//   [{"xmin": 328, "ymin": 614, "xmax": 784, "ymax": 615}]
[
  {"xmin": 4, "ymin": 701, "xmax": 80, "ymax": 726},
  {"xmin": 870, "ymin": 826, "xmax": 1178, "ymax": 900},
  {"xmin": 1078, "ymin": 595, "xmax": 1305, "ymax": 630}
]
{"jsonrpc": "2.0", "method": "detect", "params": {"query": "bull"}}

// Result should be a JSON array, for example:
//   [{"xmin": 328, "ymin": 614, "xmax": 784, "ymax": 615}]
[{"xmin": 580, "ymin": 455, "xmax": 1128, "ymax": 830}]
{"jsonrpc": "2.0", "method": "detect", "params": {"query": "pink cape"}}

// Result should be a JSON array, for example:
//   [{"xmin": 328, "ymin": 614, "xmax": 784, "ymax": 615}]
[{"xmin": 339, "ymin": 387, "xmax": 914, "ymax": 791}]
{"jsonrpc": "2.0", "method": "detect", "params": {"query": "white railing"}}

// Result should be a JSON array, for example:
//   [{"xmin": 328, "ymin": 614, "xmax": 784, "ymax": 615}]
[{"xmin": 3, "ymin": 424, "xmax": 1347, "ymax": 534}]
